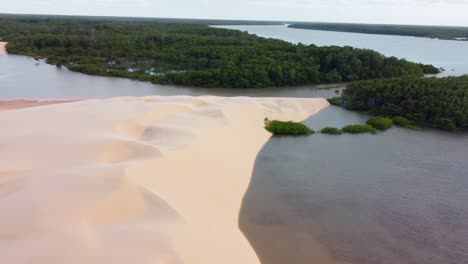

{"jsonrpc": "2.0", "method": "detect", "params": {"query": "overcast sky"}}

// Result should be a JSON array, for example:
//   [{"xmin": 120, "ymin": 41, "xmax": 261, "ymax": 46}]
[{"xmin": 2, "ymin": 0, "xmax": 468, "ymax": 26}]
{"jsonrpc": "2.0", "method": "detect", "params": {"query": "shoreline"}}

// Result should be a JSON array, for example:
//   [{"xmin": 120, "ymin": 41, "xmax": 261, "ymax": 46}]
[
  {"xmin": 0, "ymin": 42, "xmax": 7, "ymax": 55},
  {"xmin": 0, "ymin": 96, "xmax": 329, "ymax": 263},
  {"xmin": 0, "ymin": 100, "xmax": 76, "ymax": 112}
]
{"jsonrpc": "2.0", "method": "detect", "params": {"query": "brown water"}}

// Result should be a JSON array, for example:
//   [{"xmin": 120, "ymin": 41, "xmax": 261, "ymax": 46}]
[{"xmin": 241, "ymin": 106, "xmax": 468, "ymax": 264}]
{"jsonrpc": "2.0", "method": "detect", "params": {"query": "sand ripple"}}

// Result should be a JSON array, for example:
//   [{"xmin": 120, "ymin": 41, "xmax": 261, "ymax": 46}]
[{"xmin": 0, "ymin": 96, "xmax": 328, "ymax": 263}]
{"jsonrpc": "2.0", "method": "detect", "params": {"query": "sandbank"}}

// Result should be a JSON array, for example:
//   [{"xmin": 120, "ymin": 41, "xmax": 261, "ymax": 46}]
[
  {"xmin": 0, "ymin": 96, "xmax": 328, "ymax": 263},
  {"xmin": 0, "ymin": 100, "xmax": 75, "ymax": 112},
  {"xmin": 0, "ymin": 42, "xmax": 7, "ymax": 55}
]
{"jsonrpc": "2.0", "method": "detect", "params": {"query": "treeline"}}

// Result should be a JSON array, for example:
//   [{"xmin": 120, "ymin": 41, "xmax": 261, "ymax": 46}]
[
  {"xmin": 289, "ymin": 23, "xmax": 468, "ymax": 41},
  {"xmin": 0, "ymin": 15, "xmax": 438, "ymax": 88},
  {"xmin": 340, "ymin": 76, "xmax": 468, "ymax": 131},
  {"xmin": 0, "ymin": 13, "xmax": 283, "ymax": 26}
]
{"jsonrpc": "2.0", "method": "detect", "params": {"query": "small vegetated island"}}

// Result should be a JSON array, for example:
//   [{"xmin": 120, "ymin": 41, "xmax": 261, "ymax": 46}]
[
  {"xmin": 0, "ymin": 14, "xmax": 439, "ymax": 88},
  {"xmin": 331, "ymin": 76, "xmax": 468, "ymax": 132},
  {"xmin": 264, "ymin": 118, "xmax": 315, "ymax": 135},
  {"xmin": 288, "ymin": 23, "xmax": 468, "ymax": 42},
  {"xmin": 320, "ymin": 127, "xmax": 343, "ymax": 135}
]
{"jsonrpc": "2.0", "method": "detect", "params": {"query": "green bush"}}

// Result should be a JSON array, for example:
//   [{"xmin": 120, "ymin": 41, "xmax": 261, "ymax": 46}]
[
  {"xmin": 327, "ymin": 97, "xmax": 342, "ymax": 106},
  {"xmin": 264, "ymin": 119, "xmax": 314, "ymax": 135},
  {"xmin": 320, "ymin": 127, "xmax": 343, "ymax": 135},
  {"xmin": 342, "ymin": 124, "xmax": 378, "ymax": 134},
  {"xmin": 435, "ymin": 118, "xmax": 457, "ymax": 131},
  {"xmin": 392, "ymin": 116, "xmax": 420, "ymax": 130},
  {"xmin": 366, "ymin": 116, "xmax": 393, "ymax": 130}
]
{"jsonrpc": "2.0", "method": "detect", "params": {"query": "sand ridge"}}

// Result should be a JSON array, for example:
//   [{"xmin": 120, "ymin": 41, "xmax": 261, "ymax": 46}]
[{"xmin": 0, "ymin": 96, "xmax": 329, "ymax": 263}]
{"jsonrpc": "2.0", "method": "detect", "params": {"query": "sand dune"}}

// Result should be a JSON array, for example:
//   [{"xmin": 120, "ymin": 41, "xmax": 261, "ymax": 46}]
[
  {"xmin": 0, "ymin": 96, "xmax": 329, "ymax": 264},
  {"xmin": 0, "ymin": 42, "xmax": 6, "ymax": 55}
]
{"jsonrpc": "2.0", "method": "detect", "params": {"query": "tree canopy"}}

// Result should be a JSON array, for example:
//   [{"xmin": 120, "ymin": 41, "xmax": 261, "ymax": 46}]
[
  {"xmin": 342, "ymin": 76, "xmax": 468, "ymax": 131},
  {"xmin": 0, "ymin": 15, "xmax": 439, "ymax": 88}
]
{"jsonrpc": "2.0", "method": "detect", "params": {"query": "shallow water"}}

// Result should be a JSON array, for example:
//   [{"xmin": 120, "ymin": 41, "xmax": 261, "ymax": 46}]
[{"xmin": 241, "ymin": 106, "xmax": 468, "ymax": 264}]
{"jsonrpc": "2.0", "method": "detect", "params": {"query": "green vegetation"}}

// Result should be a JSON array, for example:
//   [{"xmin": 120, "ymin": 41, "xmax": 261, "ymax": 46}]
[
  {"xmin": 320, "ymin": 127, "xmax": 343, "ymax": 135},
  {"xmin": 0, "ymin": 14, "xmax": 437, "ymax": 88},
  {"xmin": 342, "ymin": 76, "xmax": 468, "ymax": 131},
  {"xmin": 366, "ymin": 116, "xmax": 393, "ymax": 130},
  {"xmin": 418, "ymin": 63, "xmax": 442, "ymax": 74},
  {"xmin": 327, "ymin": 97, "xmax": 342, "ymax": 106},
  {"xmin": 264, "ymin": 119, "xmax": 314, "ymax": 135},
  {"xmin": 342, "ymin": 124, "xmax": 378, "ymax": 134},
  {"xmin": 392, "ymin": 116, "xmax": 420, "ymax": 130},
  {"xmin": 289, "ymin": 22, "xmax": 468, "ymax": 41}
]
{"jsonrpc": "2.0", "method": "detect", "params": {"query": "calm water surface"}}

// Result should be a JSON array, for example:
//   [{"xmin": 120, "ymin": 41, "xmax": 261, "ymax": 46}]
[
  {"xmin": 241, "ymin": 107, "xmax": 468, "ymax": 264},
  {"xmin": 218, "ymin": 25, "xmax": 468, "ymax": 77}
]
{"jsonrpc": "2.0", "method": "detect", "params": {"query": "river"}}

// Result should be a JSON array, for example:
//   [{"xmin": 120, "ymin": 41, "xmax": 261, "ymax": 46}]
[
  {"xmin": 242, "ymin": 106, "xmax": 468, "ymax": 264},
  {"xmin": 1, "ymin": 24, "xmax": 468, "ymax": 264},
  {"xmin": 217, "ymin": 25, "xmax": 468, "ymax": 264}
]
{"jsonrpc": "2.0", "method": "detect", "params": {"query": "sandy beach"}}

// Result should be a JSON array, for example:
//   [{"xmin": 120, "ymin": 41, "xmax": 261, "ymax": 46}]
[
  {"xmin": 0, "ymin": 96, "xmax": 328, "ymax": 264},
  {"xmin": 0, "ymin": 42, "xmax": 7, "ymax": 55}
]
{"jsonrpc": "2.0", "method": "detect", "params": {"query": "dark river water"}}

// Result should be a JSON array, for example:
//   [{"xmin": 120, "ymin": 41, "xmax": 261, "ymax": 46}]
[
  {"xmin": 210, "ymin": 25, "xmax": 468, "ymax": 264},
  {"xmin": 242, "ymin": 106, "xmax": 468, "ymax": 264},
  {"xmin": 1, "ymin": 25, "xmax": 468, "ymax": 264}
]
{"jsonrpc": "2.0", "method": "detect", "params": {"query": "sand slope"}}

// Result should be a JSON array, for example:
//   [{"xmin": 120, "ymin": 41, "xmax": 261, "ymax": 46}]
[
  {"xmin": 0, "ymin": 42, "xmax": 6, "ymax": 55},
  {"xmin": 0, "ymin": 96, "xmax": 328, "ymax": 264}
]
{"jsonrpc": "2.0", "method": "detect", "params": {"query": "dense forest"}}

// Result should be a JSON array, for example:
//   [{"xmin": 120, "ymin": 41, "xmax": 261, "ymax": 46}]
[
  {"xmin": 0, "ymin": 13, "xmax": 284, "ymax": 26},
  {"xmin": 340, "ymin": 76, "xmax": 468, "ymax": 131},
  {"xmin": 0, "ymin": 15, "xmax": 439, "ymax": 88},
  {"xmin": 289, "ymin": 23, "xmax": 468, "ymax": 41}
]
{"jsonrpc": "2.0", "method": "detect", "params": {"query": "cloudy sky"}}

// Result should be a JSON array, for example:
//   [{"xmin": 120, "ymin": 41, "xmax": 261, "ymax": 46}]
[{"xmin": 2, "ymin": 0, "xmax": 468, "ymax": 26}]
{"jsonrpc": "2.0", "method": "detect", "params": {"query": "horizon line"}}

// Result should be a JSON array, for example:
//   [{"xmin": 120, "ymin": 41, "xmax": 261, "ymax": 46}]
[{"xmin": 2, "ymin": 12, "xmax": 468, "ymax": 28}]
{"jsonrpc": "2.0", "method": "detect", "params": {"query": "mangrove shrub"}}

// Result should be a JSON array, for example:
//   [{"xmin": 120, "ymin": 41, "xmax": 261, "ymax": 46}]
[
  {"xmin": 320, "ymin": 127, "xmax": 343, "ymax": 135},
  {"xmin": 342, "ymin": 124, "xmax": 378, "ymax": 134},
  {"xmin": 264, "ymin": 119, "xmax": 314, "ymax": 135},
  {"xmin": 366, "ymin": 116, "xmax": 393, "ymax": 130}
]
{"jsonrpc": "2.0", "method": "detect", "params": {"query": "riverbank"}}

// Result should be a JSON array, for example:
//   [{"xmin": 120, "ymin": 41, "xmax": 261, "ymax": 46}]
[
  {"xmin": 0, "ymin": 96, "xmax": 329, "ymax": 264},
  {"xmin": 0, "ymin": 100, "xmax": 75, "ymax": 111},
  {"xmin": 0, "ymin": 42, "xmax": 7, "ymax": 55}
]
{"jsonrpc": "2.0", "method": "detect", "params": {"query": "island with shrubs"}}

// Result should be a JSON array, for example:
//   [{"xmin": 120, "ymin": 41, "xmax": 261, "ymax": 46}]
[
  {"xmin": 0, "ymin": 14, "xmax": 439, "ymax": 89},
  {"xmin": 264, "ymin": 118, "xmax": 315, "ymax": 135},
  {"xmin": 320, "ymin": 127, "xmax": 343, "ymax": 135},
  {"xmin": 265, "ymin": 116, "xmax": 404, "ymax": 136}
]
